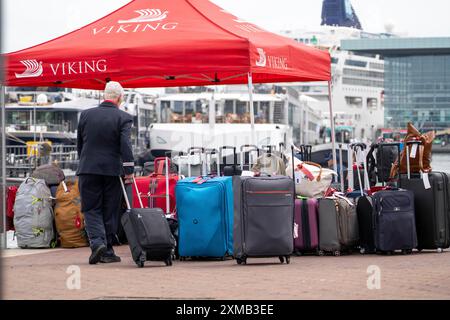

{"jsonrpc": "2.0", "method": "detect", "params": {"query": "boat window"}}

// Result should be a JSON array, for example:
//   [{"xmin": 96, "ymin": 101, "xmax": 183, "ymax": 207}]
[
  {"xmin": 236, "ymin": 101, "xmax": 247, "ymax": 115},
  {"xmin": 345, "ymin": 96, "xmax": 363, "ymax": 108},
  {"xmin": 344, "ymin": 59, "xmax": 367, "ymax": 68},
  {"xmin": 367, "ymin": 98, "xmax": 378, "ymax": 109}
]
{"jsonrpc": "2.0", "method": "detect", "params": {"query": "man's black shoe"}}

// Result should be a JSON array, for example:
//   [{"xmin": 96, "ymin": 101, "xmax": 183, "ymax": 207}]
[
  {"xmin": 99, "ymin": 254, "xmax": 121, "ymax": 263},
  {"xmin": 89, "ymin": 244, "xmax": 107, "ymax": 265}
]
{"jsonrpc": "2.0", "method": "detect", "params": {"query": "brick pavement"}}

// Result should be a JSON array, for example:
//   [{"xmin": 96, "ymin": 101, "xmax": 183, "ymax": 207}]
[{"xmin": 2, "ymin": 246, "xmax": 450, "ymax": 300}]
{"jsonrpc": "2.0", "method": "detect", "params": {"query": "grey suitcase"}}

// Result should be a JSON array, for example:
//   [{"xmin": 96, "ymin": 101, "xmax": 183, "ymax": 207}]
[
  {"xmin": 233, "ymin": 176, "xmax": 294, "ymax": 264},
  {"xmin": 318, "ymin": 197, "xmax": 359, "ymax": 256}
]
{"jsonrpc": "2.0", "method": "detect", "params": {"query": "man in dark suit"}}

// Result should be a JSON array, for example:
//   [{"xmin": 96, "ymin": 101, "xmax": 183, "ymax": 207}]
[{"xmin": 77, "ymin": 81, "xmax": 134, "ymax": 264}]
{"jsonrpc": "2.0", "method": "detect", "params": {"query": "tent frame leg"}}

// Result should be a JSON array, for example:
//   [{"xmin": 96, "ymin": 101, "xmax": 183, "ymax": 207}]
[
  {"xmin": 328, "ymin": 81, "xmax": 338, "ymax": 174},
  {"xmin": 1, "ymin": 85, "xmax": 6, "ymax": 249},
  {"xmin": 248, "ymin": 72, "xmax": 256, "ymax": 145}
]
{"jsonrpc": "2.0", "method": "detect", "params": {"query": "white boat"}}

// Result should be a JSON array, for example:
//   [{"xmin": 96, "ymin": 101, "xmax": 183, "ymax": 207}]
[{"xmin": 149, "ymin": 88, "xmax": 323, "ymax": 157}]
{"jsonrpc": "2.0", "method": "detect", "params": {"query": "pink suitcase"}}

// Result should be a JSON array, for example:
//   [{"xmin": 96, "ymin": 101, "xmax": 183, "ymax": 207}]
[{"xmin": 294, "ymin": 198, "xmax": 319, "ymax": 254}]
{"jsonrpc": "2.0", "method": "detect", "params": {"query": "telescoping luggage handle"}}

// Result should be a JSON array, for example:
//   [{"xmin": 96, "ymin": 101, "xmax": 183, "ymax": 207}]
[
  {"xmin": 405, "ymin": 140, "xmax": 424, "ymax": 180},
  {"xmin": 165, "ymin": 151, "xmax": 186, "ymax": 176},
  {"xmin": 187, "ymin": 147, "xmax": 205, "ymax": 178},
  {"xmin": 205, "ymin": 148, "xmax": 221, "ymax": 177},
  {"xmin": 349, "ymin": 143, "xmax": 369, "ymax": 196},
  {"xmin": 240, "ymin": 144, "xmax": 259, "ymax": 171},
  {"xmin": 220, "ymin": 146, "xmax": 237, "ymax": 168}
]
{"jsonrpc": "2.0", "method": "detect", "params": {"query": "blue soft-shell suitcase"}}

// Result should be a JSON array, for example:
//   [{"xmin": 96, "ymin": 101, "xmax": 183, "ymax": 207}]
[{"xmin": 176, "ymin": 176, "xmax": 233, "ymax": 258}]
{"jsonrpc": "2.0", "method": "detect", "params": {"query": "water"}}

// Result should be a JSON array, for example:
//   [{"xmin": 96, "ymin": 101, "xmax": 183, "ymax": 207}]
[{"xmin": 432, "ymin": 154, "xmax": 450, "ymax": 173}]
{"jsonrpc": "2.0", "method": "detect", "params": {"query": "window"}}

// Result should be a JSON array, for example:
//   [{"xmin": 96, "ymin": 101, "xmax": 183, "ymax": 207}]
[
  {"xmin": 224, "ymin": 100, "xmax": 234, "ymax": 114},
  {"xmin": 369, "ymin": 62, "xmax": 384, "ymax": 70},
  {"xmin": 367, "ymin": 98, "xmax": 378, "ymax": 109},
  {"xmin": 342, "ymin": 77, "xmax": 384, "ymax": 88},
  {"xmin": 343, "ymin": 68, "xmax": 384, "ymax": 79},
  {"xmin": 346, "ymin": 96, "xmax": 363, "ymax": 108},
  {"xmin": 331, "ymin": 57, "xmax": 339, "ymax": 64},
  {"xmin": 344, "ymin": 60, "xmax": 367, "ymax": 68}
]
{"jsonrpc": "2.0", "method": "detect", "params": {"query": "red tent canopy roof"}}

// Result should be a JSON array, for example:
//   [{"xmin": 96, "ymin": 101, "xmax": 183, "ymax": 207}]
[{"xmin": 3, "ymin": 0, "xmax": 331, "ymax": 89}]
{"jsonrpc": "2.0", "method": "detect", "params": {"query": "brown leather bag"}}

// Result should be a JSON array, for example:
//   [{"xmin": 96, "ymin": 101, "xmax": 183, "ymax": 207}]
[
  {"xmin": 54, "ymin": 178, "xmax": 89, "ymax": 248},
  {"xmin": 390, "ymin": 123, "xmax": 435, "ymax": 178}
]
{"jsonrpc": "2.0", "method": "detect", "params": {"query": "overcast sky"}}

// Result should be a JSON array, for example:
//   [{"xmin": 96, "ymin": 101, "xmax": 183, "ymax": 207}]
[{"xmin": 3, "ymin": 0, "xmax": 450, "ymax": 53}]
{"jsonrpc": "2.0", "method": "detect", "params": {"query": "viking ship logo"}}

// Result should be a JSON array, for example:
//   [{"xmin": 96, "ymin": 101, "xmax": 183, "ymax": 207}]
[
  {"xmin": 118, "ymin": 9, "xmax": 169, "ymax": 24},
  {"xmin": 255, "ymin": 48, "xmax": 267, "ymax": 67},
  {"xmin": 15, "ymin": 60, "xmax": 43, "ymax": 78}
]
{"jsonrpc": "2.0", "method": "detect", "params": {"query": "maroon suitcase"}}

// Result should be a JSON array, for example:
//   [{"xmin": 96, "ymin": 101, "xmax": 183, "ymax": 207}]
[{"xmin": 294, "ymin": 198, "xmax": 319, "ymax": 254}]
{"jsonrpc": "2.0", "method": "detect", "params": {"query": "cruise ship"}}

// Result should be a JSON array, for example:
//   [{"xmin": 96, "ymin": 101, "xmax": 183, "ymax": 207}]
[
  {"xmin": 279, "ymin": 25, "xmax": 393, "ymax": 144},
  {"xmin": 149, "ymin": 85, "xmax": 323, "ymax": 157}
]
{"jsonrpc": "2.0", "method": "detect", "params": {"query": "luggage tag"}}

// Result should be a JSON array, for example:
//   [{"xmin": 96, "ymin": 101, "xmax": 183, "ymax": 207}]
[
  {"xmin": 294, "ymin": 171, "xmax": 303, "ymax": 184},
  {"xmin": 62, "ymin": 181, "xmax": 68, "ymax": 193},
  {"xmin": 422, "ymin": 172, "xmax": 431, "ymax": 190},
  {"xmin": 410, "ymin": 144, "xmax": 418, "ymax": 159},
  {"xmin": 241, "ymin": 170, "xmax": 254, "ymax": 177}
]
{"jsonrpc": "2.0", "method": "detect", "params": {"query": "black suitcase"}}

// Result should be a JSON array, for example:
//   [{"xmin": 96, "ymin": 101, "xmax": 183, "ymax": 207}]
[
  {"xmin": 373, "ymin": 189, "xmax": 417, "ymax": 253},
  {"xmin": 233, "ymin": 176, "xmax": 294, "ymax": 265},
  {"xmin": 399, "ymin": 142, "xmax": 450, "ymax": 252},
  {"xmin": 120, "ymin": 178, "xmax": 176, "ymax": 268},
  {"xmin": 357, "ymin": 143, "xmax": 417, "ymax": 254}
]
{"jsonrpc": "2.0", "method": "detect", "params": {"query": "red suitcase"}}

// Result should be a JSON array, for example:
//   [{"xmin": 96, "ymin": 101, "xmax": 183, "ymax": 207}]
[
  {"xmin": 6, "ymin": 186, "xmax": 18, "ymax": 231},
  {"xmin": 132, "ymin": 157, "xmax": 179, "ymax": 215}
]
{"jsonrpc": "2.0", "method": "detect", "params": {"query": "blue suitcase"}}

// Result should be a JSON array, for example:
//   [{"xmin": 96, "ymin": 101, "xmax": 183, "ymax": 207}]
[{"xmin": 176, "ymin": 176, "xmax": 233, "ymax": 259}]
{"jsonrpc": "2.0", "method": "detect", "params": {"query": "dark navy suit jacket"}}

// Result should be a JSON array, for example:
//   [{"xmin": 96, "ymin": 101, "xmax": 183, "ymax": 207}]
[{"xmin": 76, "ymin": 101, "xmax": 134, "ymax": 176}]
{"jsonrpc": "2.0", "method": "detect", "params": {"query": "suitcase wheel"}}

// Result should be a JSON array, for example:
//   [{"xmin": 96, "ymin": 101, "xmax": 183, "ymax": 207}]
[
  {"xmin": 236, "ymin": 257, "xmax": 247, "ymax": 265},
  {"xmin": 137, "ymin": 253, "xmax": 146, "ymax": 268},
  {"xmin": 360, "ymin": 248, "xmax": 366, "ymax": 255},
  {"xmin": 334, "ymin": 251, "xmax": 341, "ymax": 257},
  {"xmin": 437, "ymin": 248, "xmax": 444, "ymax": 253},
  {"xmin": 318, "ymin": 250, "xmax": 325, "ymax": 256},
  {"xmin": 285, "ymin": 256, "xmax": 290, "ymax": 264},
  {"xmin": 279, "ymin": 256, "xmax": 284, "ymax": 264},
  {"xmin": 165, "ymin": 257, "xmax": 173, "ymax": 266}
]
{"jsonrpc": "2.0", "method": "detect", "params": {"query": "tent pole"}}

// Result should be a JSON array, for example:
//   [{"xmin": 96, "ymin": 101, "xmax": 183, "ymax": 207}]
[
  {"xmin": 209, "ymin": 87, "xmax": 216, "ymax": 129},
  {"xmin": 1, "ymin": 85, "xmax": 6, "ymax": 248},
  {"xmin": 248, "ymin": 72, "xmax": 255, "ymax": 145},
  {"xmin": 328, "ymin": 81, "xmax": 338, "ymax": 174}
]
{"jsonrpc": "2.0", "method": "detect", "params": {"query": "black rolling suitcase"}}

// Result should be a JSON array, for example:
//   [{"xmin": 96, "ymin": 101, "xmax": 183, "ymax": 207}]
[
  {"xmin": 373, "ymin": 188, "xmax": 417, "ymax": 254},
  {"xmin": 233, "ymin": 176, "xmax": 294, "ymax": 265},
  {"xmin": 357, "ymin": 143, "xmax": 417, "ymax": 254},
  {"xmin": 119, "ymin": 177, "xmax": 176, "ymax": 268},
  {"xmin": 399, "ymin": 141, "xmax": 450, "ymax": 252}
]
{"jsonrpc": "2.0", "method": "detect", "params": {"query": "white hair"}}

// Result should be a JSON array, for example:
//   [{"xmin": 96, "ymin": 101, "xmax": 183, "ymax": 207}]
[{"xmin": 104, "ymin": 81, "xmax": 124, "ymax": 101}]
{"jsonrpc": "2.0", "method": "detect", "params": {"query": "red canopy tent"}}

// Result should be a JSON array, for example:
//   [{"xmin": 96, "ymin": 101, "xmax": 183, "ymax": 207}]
[
  {"xmin": 4, "ymin": 0, "xmax": 330, "ymax": 88},
  {"xmin": 1, "ymin": 0, "xmax": 336, "ymax": 169}
]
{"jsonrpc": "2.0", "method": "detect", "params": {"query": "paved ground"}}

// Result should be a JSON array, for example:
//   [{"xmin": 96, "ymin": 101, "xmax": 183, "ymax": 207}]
[{"xmin": 2, "ymin": 246, "xmax": 450, "ymax": 300}]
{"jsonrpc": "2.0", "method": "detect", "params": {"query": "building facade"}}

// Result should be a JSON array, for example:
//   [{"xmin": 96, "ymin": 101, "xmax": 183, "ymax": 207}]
[{"xmin": 342, "ymin": 37, "xmax": 450, "ymax": 131}]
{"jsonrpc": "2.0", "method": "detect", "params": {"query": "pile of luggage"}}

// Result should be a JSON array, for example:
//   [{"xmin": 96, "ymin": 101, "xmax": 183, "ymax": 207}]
[
  {"xmin": 6, "ymin": 122, "xmax": 449, "ymax": 269},
  {"xmin": 6, "ymin": 164, "xmax": 89, "ymax": 249},
  {"xmin": 124, "ymin": 127, "xmax": 449, "ymax": 267}
]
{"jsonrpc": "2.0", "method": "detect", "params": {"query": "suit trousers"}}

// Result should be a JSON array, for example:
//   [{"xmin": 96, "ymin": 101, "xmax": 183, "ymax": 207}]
[{"xmin": 79, "ymin": 174, "xmax": 122, "ymax": 255}]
